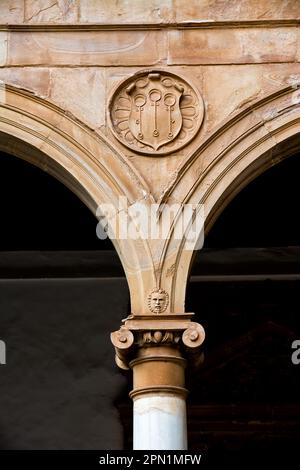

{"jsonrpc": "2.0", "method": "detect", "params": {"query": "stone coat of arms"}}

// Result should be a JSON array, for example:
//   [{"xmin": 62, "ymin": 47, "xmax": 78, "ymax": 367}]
[
  {"xmin": 110, "ymin": 71, "xmax": 204, "ymax": 156},
  {"xmin": 126, "ymin": 73, "xmax": 183, "ymax": 151}
]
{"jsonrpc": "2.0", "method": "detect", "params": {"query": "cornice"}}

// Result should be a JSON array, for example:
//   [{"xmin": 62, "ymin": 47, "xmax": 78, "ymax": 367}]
[{"xmin": 0, "ymin": 19, "xmax": 298, "ymax": 32}]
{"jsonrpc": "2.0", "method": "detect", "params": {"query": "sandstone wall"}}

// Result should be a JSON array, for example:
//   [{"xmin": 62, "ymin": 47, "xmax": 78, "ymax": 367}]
[{"xmin": 0, "ymin": 1, "xmax": 298, "ymax": 198}]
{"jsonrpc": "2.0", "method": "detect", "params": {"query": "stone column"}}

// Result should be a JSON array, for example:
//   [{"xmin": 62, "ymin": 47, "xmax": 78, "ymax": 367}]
[{"xmin": 111, "ymin": 318, "xmax": 205, "ymax": 450}]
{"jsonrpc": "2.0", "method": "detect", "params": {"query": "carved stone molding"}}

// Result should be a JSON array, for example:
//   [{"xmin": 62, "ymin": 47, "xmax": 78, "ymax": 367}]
[
  {"xmin": 182, "ymin": 322, "xmax": 206, "ymax": 349},
  {"xmin": 137, "ymin": 330, "xmax": 181, "ymax": 346},
  {"xmin": 109, "ymin": 70, "xmax": 204, "ymax": 156},
  {"xmin": 110, "ymin": 327, "xmax": 134, "ymax": 370},
  {"xmin": 110, "ymin": 320, "xmax": 205, "ymax": 370}
]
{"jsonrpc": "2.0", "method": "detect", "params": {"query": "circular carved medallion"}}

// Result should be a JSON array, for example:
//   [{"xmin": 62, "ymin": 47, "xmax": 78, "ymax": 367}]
[{"xmin": 109, "ymin": 70, "xmax": 204, "ymax": 156}]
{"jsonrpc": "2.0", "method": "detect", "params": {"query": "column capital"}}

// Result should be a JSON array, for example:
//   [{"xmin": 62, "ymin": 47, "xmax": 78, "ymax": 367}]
[{"xmin": 111, "ymin": 316, "xmax": 205, "ymax": 370}]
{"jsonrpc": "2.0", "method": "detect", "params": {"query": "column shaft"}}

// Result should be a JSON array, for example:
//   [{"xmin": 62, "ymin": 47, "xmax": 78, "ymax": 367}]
[
  {"xmin": 133, "ymin": 395, "xmax": 187, "ymax": 450},
  {"xmin": 130, "ymin": 345, "xmax": 188, "ymax": 450}
]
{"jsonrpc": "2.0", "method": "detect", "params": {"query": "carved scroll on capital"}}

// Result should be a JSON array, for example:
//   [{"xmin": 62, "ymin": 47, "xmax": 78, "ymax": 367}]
[
  {"xmin": 182, "ymin": 322, "xmax": 205, "ymax": 368},
  {"xmin": 182, "ymin": 322, "xmax": 205, "ymax": 349},
  {"xmin": 111, "ymin": 327, "xmax": 134, "ymax": 370}
]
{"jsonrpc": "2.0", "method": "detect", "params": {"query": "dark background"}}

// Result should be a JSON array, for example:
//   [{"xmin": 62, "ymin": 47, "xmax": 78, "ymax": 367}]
[{"xmin": 0, "ymin": 150, "xmax": 300, "ymax": 462}]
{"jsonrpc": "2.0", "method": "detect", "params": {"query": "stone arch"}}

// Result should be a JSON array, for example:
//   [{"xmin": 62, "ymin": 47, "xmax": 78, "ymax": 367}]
[
  {"xmin": 160, "ymin": 85, "xmax": 300, "ymax": 312},
  {"xmin": 0, "ymin": 83, "xmax": 157, "ymax": 313}
]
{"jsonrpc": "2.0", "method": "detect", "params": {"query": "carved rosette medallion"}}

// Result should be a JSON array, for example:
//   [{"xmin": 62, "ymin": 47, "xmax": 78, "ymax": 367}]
[{"xmin": 109, "ymin": 70, "xmax": 204, "ymax": 155}]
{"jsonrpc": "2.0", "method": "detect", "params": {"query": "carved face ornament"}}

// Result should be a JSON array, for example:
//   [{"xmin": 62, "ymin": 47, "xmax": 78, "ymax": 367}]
[{"xmin": 148, "ymin": 288, "xmax": 169, "ymax": 314}]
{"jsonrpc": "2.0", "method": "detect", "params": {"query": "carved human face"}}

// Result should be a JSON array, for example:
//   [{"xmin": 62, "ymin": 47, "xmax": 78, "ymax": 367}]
[{"xmin": 149, "ymin": 290, "xmax": 168, "ymax": 313}]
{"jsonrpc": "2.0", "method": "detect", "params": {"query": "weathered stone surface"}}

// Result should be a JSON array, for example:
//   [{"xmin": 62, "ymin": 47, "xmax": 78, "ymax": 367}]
[
  {"xmin": 79, "ymin": 0, "xmax": 174, "ymax": 24},
  {"xmin": 0, "ymin": 32, "xmax": 8, "ymax": 67},
  {"xmin": 0, "ymin": 67, "xmax": 50, "ymax": 97},
  {"xmin": 124, "ymin": 152, "xmax": 185, "ymax": 202},
  {"xmin": 79, "ymin": 0, "xmax": 300, "ymax": 24},
  {"xmin": 2, "ymin": 0, "xmax": 299, "ymax": 25},
  {"xmin": 24, "ymin": 0, "xmax": 78, "ymax": 23},
  {"xmin": 0, "ymin": 0, "xmax": 24, "ymax": 23},
  {"xmin": 7, "ymin": 30, "xmax": 166, "ymax": 66},
  {"xmin": 49, "ymin": 68, "xmax": 106, "ymax": 128},
  {"xmin": 0, "ymin": 67, "xmax": 106, "ymax": 131},
  {"xmin": 168, "ymin": 27, "xmax": 298, "ymax": 64},
  {"xmin": 260, "ymin": 63, "xmax": 300, "ymax": 93},
  {"xmin": 0, "ymin": 0, "xmax": 77, "ymax": 25},
  {"xmin": 202, "ymin": 63, "xmax": 300, "ymax": 131},
  {"xmin": 297, "ymin": 28, "xmax": 300, "ymax": 62},
  {"xmin": 202, "ymin": 65, "xmax": 262, "ymax": 130},
  {"xmin": 175, "ymin": 0, "xmax": 300, "ymax": 22}
]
